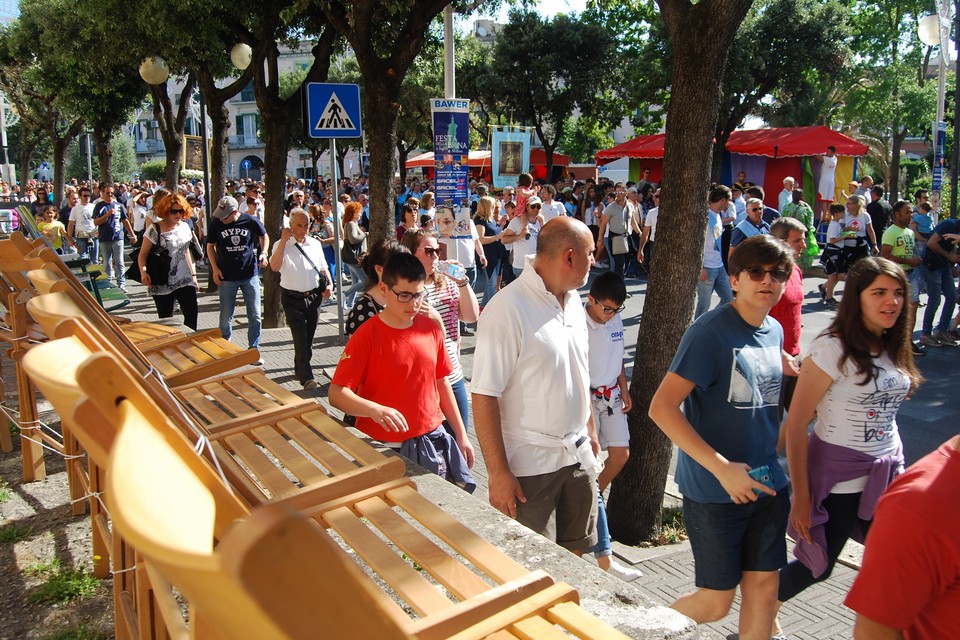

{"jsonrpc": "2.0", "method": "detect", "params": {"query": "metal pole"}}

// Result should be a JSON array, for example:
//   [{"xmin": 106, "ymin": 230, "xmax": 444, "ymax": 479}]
[
  {"xmin": 330, "ymin": 138, "xmax": 344, "ymax": 341},
  {"xmin": 952, "ymin": 0, "xmax": 960, "ymax": 218},
  {"xmin": 444, "ymin": 5, "xmax": 455, "ymax": 99},
  {"xmin": 199, "ymin": 91, "xmax": 216, "ymax": 291},
  {"xmin": 86, "ymin": 133, "xmax": 93, "ymax": 184},
  {"xmin": 0, "ymin": 92, "xmax": 14, "ymax": 188}
]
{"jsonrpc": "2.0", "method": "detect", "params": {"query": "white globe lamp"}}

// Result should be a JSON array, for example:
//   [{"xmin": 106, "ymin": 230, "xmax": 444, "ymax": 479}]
[
  {"xmin": 139, "ymin": 57, "xmax": 170, "ymax": 85},
  {"xmin": 230, "ymin": 43, "xmax": 253, "ymax": 71},
  {"xmin": 918, "ymin": 14, "xmax": 943, "ymax": 47}
]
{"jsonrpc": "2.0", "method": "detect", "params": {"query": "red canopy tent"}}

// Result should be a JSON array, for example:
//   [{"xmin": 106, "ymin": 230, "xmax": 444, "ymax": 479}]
[{"xmin": 595, "ymin": 127, "xmax": 868, "ymax": 207}]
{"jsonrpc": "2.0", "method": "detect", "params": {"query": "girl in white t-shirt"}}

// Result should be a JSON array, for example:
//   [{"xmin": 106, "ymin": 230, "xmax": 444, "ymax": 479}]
[{"xmin": 772, "ymin": 257, "xmax": 922, "ymax": 637}]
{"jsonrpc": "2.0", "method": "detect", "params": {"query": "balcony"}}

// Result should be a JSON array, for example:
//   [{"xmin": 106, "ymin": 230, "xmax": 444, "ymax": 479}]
[
  {"xmin": 228, "ymin": 136, "xmax": 262, "ymax": 149},
  {"xmin": 135, "ymin": 139, "xmax": 165, "ymax": 153}
]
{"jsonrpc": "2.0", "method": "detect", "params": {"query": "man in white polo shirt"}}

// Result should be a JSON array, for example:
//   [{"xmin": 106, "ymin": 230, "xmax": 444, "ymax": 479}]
[{"xmin": 472, "ymin": 216, "xmax": 601, "ymax": 554}]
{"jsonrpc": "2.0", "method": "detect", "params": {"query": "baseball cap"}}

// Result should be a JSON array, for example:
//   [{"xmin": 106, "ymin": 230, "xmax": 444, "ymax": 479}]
[
  {"xmin": 527, "ymin": 196, "xmax": 543, "ymax": 207},
  {"xmin": 213, "ymin": 195, "xmax": 239, "ymax": 219}
]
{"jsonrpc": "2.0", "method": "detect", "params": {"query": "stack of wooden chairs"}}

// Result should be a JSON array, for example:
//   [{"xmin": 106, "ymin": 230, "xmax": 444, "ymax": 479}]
[
  {"xmin": 16, "ymin": 281, "xmax": 631, "ymax": 637},
  {"xmin": 0, "ymin": 233, "xmax": 259, "ymax": 486}
]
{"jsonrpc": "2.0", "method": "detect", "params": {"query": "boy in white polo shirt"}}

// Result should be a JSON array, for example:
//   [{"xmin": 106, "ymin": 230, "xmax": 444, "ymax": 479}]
[{"xmin": 585, "ymin": 272, "xmax": 642, "ymax": 581}]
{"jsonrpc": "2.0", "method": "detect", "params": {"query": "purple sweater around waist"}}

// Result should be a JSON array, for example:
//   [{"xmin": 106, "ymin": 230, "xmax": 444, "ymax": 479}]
[{"xmin": 789, "ymin": 432, "xmax": 904, "ymax": 578}]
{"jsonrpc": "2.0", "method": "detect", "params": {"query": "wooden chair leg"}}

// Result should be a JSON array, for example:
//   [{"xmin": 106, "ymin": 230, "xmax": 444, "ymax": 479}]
[{"xmin": 64, "ymin": 428, "xmax": 86, "ymax": 516}]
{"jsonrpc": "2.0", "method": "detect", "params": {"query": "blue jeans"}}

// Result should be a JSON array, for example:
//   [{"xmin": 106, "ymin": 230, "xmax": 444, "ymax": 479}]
[
  {"xmin": 476, "ymin": 261, "xmax": 501, "ymax": 307},
  {"xmin": 695, "ymin": 265, "xmax": 734, "ymax": 318},
  {"xmin": 343, "ymin": 262, "xmax": 366, "ymax": 309},
  {"xmin": 75, "ymin": 237, "xmax": 99, "ymax": 263},
  {"xmin": 592, "ymin": 489, "xmax": 611, "ymax": 558},
  {"xmin": 100, "ymin": 239, "xmax": 125, "ymax": 286},
  {"xmin": 218, "ymin": 275, "xmax": 262, "ymax": 348},
  {"xmin": 450, "ymin": 377, "xmax": 470, "ymax": 433},
  {"xmin": 922, "ymin": 266, "xmax": 958, "ymax": 334}
]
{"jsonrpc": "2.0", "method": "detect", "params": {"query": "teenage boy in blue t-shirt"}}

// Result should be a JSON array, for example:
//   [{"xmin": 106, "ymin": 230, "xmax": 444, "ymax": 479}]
[{"xmin": 650, "ymin": 234, "xmax": 795, "ymax": 640}]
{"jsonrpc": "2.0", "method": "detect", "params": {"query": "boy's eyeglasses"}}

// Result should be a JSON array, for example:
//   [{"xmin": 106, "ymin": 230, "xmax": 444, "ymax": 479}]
[
  {"xmin": 390, "ymin": 288, "xmax": 427, "ymax": 303},
  {"xmin": 596, "ymin": 300, "xmax": 625, "ymax": 314},
  {"xmin": 740, "ymin": 267, "xmax": 790, "ymax": 283}
]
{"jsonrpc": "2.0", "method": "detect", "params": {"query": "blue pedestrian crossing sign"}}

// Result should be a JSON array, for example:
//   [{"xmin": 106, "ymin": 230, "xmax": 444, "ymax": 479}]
[{"xmin": 306, "ymin": 83, "xmax": 362, "ymax": 139}]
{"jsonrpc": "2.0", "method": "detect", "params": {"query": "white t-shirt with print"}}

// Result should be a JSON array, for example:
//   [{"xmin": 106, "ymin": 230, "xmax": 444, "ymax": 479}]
[{"xmin": 809, "ymin": 333, "xmax": 909, "ymax": 493}]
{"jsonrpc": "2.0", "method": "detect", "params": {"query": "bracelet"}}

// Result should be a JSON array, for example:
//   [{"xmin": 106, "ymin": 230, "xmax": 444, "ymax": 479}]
[{"xmin": 458, "ymin": 283, "xmax": 468, "ymax": 288}]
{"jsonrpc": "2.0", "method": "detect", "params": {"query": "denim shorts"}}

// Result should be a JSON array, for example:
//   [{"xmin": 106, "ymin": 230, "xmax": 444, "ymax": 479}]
[{"xmin": 683, "ymin": 491, "xmax": 789, "ymax": 591}]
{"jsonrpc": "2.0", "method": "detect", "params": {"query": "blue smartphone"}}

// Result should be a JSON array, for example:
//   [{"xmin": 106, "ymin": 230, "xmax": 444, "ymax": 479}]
[{"xmin": 748, "ymin": 465, "xmax": 775, "ymax": 494}]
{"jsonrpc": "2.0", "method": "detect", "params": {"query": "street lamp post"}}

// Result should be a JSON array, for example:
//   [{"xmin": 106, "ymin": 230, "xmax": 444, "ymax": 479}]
[{"xmin": 919, "ymin": 6, "xmax": 952, "ymax": 216}]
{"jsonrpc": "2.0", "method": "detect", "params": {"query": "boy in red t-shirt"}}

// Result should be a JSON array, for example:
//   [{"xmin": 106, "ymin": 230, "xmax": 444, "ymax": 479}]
[{"xmin": 329, "ymin": 253, "xmax": 475, "ymax": 470}]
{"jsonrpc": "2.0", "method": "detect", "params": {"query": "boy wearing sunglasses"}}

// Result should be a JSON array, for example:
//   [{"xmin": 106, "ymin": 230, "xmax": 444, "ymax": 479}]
[
  {"xmin": 649, "ymin": 234, "xmax": 794, "ymax": 640},
  {"xmin": 329, "ymin": 252, "xmax": 475, "ymax": 488}
]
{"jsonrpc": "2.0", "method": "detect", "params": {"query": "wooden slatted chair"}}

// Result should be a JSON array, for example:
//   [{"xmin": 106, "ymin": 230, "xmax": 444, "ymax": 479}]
[
  {"xmin": 24, "ymin": 264, "xmax": 261, "ymax": 387},
  {"xmin": 91, "ymin": 349, "xmax": 630, "ymax": 640},
  {"xmin": 23, "ymin": 293, "xmax": 399, "ymax": 509},
  {"xmin": 0, "ymin": 233, "xmax": 183, "ymax": 480}
]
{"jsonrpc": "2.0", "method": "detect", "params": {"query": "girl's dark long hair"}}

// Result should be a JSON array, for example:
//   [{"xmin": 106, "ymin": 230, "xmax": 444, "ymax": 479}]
[{"xmin": 826, "ymin": 257, "xmax": 922, "ymax": 390}]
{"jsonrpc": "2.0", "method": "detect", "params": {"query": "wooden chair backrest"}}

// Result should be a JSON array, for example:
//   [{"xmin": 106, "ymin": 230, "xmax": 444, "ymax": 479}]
[
  {"xmin": 25, "ymin": 294, "xmax": 194, "ymax": 431},
  {"xmin": 100, "ymin": 353, "xmax": 412, "ymax": 640},
  {"xmin": 20, "ymin": 251, "xmax": 153, "ymax": 371}
]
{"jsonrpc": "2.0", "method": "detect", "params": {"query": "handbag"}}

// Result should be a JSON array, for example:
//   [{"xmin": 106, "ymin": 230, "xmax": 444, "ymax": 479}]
[
  {"xmin": 340, "ymin": 239, "xmax": 361, "ymax": 265},
  {"xmin": 146, "ymin": 249, "xmax": 172, "ymax": 286},
  {"xmin": 189, "ymin": 236, "xmax": 204, "ymax": 262},
  {"xmin": 611, "ymin": 233, "xmax": 630, "ymax": 255}
]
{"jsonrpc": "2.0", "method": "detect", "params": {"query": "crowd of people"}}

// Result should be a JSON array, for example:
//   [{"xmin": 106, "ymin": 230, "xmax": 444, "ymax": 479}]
[{"xmin": 10, "ymin": 163, "xmax": 957, "ymax": 638}]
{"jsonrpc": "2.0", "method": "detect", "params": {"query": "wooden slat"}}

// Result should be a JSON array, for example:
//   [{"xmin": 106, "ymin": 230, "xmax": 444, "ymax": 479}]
[
  {"xmin": 241, "ymin": 371, "xmax": 303, "ymax": 404},
  {"xmin": 250, "ymin": 425, "xmax": 327, "ymax": 486},
  {"xmin": 152, "ymin": 347, "xmax": 192, "ymax": 373},
  {"xmin": 483, "ymin": 631, "xmax": 519, "ymax": 640},
  {"xmin": 358, "ymin": 496, "xmax": 493, "ymax": 601},
  {"xmin": 546, "ymin": 601, "xmax": 629, "ymax": 639},
  {"xmin": 146, "ymin": 352, "xmax": 178, "ymax": 377},
  {"xmin": 443, "ymin": 583, "xmax": 578, "ymax": 640},
  {"xmin": 511, "ymin": 615, "xmax": 569, "ymax": 640},
  {"xmin": 302, "ymin": 411, "xmax": 392, "ymax": 466},
  {"xmin": 175, "ymin": 388, "xmax": 233, "ymax": 425},
  {"xmin": 223, "ymin": 433, "xmax": 295, "ymax": 498},
  {"xmin": 209, "ymin": 441, "xmax": 269, "ymax": 506},
  {"xmin": 201, "ymin": 402, "xmax": 318, "ymax": 438},
  {"xmin": 388, "ymin": 486, "xmax": 530, "ymax": 583},
  {"xmin": 323, "ymin": 505, "xmax": 455, "ymax": 616},
  {"xmin": 223, "ymin": 377, "xmax": 277, "ymax": 412},
  {"xmin": 276, "ymin": 418, "xmax": 360, "ymax": 476},
  {"xmin": 199, "ymin": 382, "xmax": 258, "ymax": 419},
  {"xmin": 174, "ymin": 341, "xmax": 215, "ymax": 365}
]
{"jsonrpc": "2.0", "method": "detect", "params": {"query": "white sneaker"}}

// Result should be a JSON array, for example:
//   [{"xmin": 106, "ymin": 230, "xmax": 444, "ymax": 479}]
[
  {"xmin": 607, "ymin": 560, "xmax": 643, "ymax": 582},
  {"xmin": 594, "ymin": 261, "xmax": 609, "ymax": 269}
]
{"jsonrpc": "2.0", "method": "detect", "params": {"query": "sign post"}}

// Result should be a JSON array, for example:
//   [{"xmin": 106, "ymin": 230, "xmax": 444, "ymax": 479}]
[{"xmin": 306, "ymin": 83, "xmax": 362, "ymax": 341}]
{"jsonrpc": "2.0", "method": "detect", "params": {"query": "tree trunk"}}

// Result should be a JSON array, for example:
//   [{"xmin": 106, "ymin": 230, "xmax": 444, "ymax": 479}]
[
  {"xmin": 890, "ymin": 127, "xmax": 906, "ymax": 202},
  {"xmin": 148, "ymin": 75, "xmax": 195, "ymax": 189},
  {"xmin": 51, "ymin": 138, "xmax": 69, "ymax": 205},
  {"xmin": 365, "ymin": 81, "xmax": 401, "ymax": 246},
  {"xmin": 607, "ymin": 0, "xmax": 755, "ymax": 545},
  {"xmin": 712, "ymin": 129, "xmax": 732, "ymax": 184},
  {"xmin": 206, "ymin": 99, "xmax": 230, "ymax": 205},
  {"xmin": 256, "ymin": 102, "xmax": 291, "ymax": 329},
  {"xmin": 17, "ymin": 133, "xmax": 36, "ymax": 198},
  {"xmin": 47, "ymin": 119, "xmax": 83, "ymax": 207},
  {"xmin": 93, "ymin": 124, "xmax": 113, "ymax": 184}
]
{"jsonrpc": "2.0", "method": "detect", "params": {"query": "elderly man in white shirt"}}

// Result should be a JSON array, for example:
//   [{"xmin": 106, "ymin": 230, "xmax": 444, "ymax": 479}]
[{"xmin": 269, "ymin": 208, "xmax": 333, "ymax": 390}]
